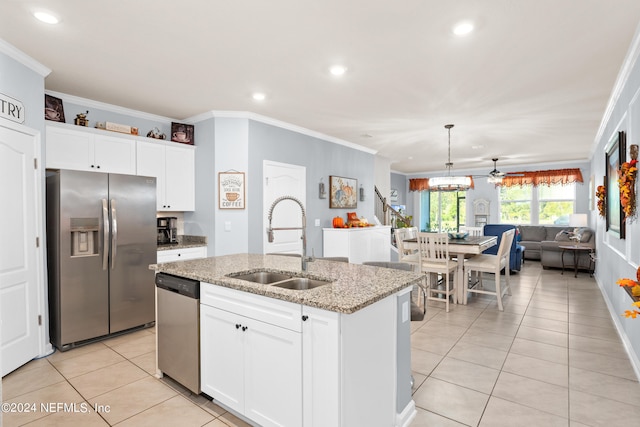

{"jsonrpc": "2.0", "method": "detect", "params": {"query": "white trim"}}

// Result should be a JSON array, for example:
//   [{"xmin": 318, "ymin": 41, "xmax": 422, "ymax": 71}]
[
  {"xmin": 592, "ymin": 21, "xmax": 640, "ymax": 158},
  {"xmin": 44, "ymin": 90, "xmax": 177, "ymax": 123},
  {"xmin": 407, "ymin": 158, "xmax": 590, "ymax": 177},
  {"xmin": 187, "ymin": 110, "xmax": 378, "ymax": 155},
  {"xmin": 395, "ymin": 400, "xmax": 417, "ymax": 427},
  {"xmin": 0, "ymin": 38, "xmax": 51, "ymax": 77}
]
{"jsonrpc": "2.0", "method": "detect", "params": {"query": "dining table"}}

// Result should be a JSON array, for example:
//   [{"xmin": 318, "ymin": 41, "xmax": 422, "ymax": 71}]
[{"xmin": 403, "ymin": 235, "xmax": 497, "ymax": 305}]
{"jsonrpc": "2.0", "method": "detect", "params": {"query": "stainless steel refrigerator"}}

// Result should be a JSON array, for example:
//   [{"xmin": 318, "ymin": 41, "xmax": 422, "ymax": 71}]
[{"xmin": 46, "ymin": 169, "xmax": 157, "ymax": 350}]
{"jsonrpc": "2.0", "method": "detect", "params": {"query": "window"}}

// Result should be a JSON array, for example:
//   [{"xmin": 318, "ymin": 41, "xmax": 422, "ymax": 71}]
[
  {"xmin": 499, "ymin": 183, "xmax": 575, "ymax": 225},
  {"xmin": 420, "ymin": 191, "xmax": 465, "ymax": 231}
]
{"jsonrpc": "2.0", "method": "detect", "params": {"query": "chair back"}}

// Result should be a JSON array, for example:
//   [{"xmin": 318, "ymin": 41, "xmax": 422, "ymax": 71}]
[
  {"xmin": 496, "ymin": 229, "xmax": 516, "ymax": 266},
  {"xmin": 460, "ymin": 226, "xmax": 483, "ymax": 236},
  {"xmin": 395, "ymin": 227, "xmax": 418, "ymax": 256},
  {"xmin": 417, "ymin": 232, "xmax": 450, "ymax": 263}
]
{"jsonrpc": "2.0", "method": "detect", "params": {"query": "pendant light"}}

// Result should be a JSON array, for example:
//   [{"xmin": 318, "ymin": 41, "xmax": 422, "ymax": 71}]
[{"xmin": 429, "ymin": 124, "xmax": 472, "ymax": 191}]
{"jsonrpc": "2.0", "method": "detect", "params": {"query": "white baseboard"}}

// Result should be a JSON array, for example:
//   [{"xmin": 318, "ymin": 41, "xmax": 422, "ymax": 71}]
[{"xmin": 396, "ymin": 400, "xmax": 417, "ymax": 427}]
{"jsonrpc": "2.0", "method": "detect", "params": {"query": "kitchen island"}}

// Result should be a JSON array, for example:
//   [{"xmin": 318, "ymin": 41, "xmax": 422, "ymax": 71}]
[{"xmin": 151, "ymin": 254, "xmax": 422, "ymax": 427}]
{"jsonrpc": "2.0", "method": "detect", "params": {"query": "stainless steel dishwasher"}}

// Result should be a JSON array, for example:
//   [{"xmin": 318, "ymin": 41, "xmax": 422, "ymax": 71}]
[{"xmin": 156, "ymin": 273, "xmax": 200, "ymax": 394}]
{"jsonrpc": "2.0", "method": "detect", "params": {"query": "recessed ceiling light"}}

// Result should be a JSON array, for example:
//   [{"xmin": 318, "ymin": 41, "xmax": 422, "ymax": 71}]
[
  {"xmin": 453, "ymin": 21, "xmax": 474, "ymax": 36},
  {"xmin": 34, "ymin": 11, "xmax": 60, "ymax": 24},
  {"xmin": 329, "ymin": 65, "xmax": 347, "ymax": 76},
  {"xmin": 252, "ymin": 92, "xmax": 266, "ymax": 101}
]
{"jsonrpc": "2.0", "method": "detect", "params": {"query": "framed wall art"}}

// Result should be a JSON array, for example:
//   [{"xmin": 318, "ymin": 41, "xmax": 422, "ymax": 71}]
[
  {"xmin": 44, "ymin": 94, "xmax": 65, "ymax": 122},
  {"xmin": 171, "ymin": 122, "xmax": 195, "ymax": 145},
  {"xmin": 329, "ymin": 175, "xmax": 357, "ymax": 209},
  {"xmin": 219, "ymin": 172, "xmax": 245, "ymax": 209},
  {"xmin": 605, "ymin": 130, "xmax": 626, "ymax": 238}
]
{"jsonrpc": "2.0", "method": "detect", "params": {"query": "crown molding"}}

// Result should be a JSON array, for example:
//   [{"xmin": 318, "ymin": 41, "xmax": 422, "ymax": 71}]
[
  {"xmin": 186, "ymin": 110, "xmax": 378, "ymax": 155},
  {"xmin": 592, "ymin": 21, "xmax": 640, "ymax": 157},
  {"xmin": 44, "ymin": 90, "xmax": 177, "ymax": 123},
  {"xmin": 406, "ymin": 158, "xmax": 590, "ymax": 177},
  {"xmin": 0, "ymin": 38, "xmax": 50, "ymax": 77}
]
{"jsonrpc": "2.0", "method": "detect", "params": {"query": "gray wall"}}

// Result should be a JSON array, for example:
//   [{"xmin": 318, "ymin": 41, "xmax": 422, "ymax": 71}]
[{"xmin": 590, "ymin": 31, "xmax": 640, "ymax": 366}]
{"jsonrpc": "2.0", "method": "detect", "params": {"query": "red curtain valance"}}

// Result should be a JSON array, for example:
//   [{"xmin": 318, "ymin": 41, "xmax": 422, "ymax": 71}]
[
  {"xmin": 409, "ymin": 177, "xmax": 475, "ymax": 191},
  {"xmin": 499, "ymin": 168, "xmax": 583, "ymax": 187}
]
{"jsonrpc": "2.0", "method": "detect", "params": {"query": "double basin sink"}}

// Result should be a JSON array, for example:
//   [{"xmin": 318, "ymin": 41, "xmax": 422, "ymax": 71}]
[{"xmin": 226, "ymin": 270, "xmax": 331, "ymax": 290}]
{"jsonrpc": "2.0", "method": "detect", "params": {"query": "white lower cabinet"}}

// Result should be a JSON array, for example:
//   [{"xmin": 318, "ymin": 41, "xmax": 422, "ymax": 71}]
[
  {"xmin": 200, "ymin": 283, "xmax": 302, "ymax": 427},
  {"xmin": 156, "ymin": 246, "xmax": 207, "ymax": 264}
]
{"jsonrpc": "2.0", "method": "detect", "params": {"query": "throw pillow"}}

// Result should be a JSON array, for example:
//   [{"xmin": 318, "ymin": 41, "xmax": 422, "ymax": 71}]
[
  {"xmin": 555, "ymin": 230, "xmax": 571, "ymax": 241},
  {"xmin": 577, "ymin": 228, "xmax": 593, "ymax": 242}
]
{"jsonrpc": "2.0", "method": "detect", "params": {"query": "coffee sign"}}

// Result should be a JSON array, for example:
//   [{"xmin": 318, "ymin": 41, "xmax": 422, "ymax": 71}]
[
  {"xmin": 219, "ymin": 172, "xmax": 246, "ymax": 209},
  {"xmin": 0, "ymin": 92, "xmax": 25, "ymax": 124}
]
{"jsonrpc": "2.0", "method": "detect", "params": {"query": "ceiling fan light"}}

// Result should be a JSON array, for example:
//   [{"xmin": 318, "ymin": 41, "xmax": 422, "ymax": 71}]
[{"xmin": 487, "ymin": 175, "xmax": 503, "ymax": 184}]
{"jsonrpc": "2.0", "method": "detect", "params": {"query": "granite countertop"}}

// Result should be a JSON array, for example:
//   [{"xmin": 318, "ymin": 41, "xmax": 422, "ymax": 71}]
[
  {"xmin": 150, "ymin": 254, "xmax": 423, "ymax": 314},
  {"xmin": 157, "ymin": 235, "xmax": 207, "ymax": 251}
]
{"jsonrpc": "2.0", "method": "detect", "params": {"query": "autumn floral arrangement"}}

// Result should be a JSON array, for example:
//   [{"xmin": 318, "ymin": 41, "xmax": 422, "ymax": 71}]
[
  {"xmin": 617, "ymin": 266, "xmax": 640, "ymax": 318},
  {"xmin": 596, "ymin": 185, "xmax": 606, "ymax": 218},
  {"xmin": 618, "ymin": 159, "xmax": 637, "ymax": 220}
]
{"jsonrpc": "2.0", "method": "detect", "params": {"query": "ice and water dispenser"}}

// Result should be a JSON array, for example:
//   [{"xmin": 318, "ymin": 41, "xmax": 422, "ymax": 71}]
[{"xmin": 70, "ymin": 218, "xmax": 99, "ymax": 257}]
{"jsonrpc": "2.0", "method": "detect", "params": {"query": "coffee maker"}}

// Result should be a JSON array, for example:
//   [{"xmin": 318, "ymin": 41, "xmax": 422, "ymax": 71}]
[{"xmin": 157, "ymin": 217, "xmax": 178, "ymax": 244}]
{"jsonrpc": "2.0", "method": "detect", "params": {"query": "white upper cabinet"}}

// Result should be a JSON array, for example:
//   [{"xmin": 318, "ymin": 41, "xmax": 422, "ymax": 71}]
[
  {"xmin": 136, "ymin": 140, "xmax": 195, "ymax": 211},
  {"xmin": 46, "ymin": 124, "xmax": 135, "ymax": 174}
]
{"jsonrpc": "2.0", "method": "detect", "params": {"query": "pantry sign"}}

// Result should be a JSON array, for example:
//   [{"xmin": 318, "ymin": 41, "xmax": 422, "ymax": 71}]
[
  {"xmin": 219, "ymin": 172, "xmax": 246, "ymax": 209},
  {"xmin": 0, "ymin": 92, "xmax": 25, "ymax": 124}
]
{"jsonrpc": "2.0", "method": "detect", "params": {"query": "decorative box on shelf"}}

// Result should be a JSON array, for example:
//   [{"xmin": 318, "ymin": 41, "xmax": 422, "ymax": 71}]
[{"xmin": 105, "ymin": 121, "xmax": 139, "ymax": 135}]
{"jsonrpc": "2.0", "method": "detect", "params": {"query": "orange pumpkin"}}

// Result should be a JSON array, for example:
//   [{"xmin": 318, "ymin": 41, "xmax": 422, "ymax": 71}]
[{"xmin": 333, "ymin": 216, "xmax": 344, "ymax": 228}]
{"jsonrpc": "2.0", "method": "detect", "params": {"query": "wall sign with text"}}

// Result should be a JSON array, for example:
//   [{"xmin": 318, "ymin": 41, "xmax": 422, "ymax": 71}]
[
  {"xmin": 1, "ymin": 92, "xmax": 25, "ymax": 124},
  {"xmin": 219, "ymin": 172, "xmax": 246, "ymax": 209}
]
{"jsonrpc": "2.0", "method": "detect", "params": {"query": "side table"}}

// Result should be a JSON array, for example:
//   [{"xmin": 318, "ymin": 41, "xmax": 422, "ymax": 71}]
[{"xmin": 558, "ymin": 245, "xmax": 595, "ymax": 278}]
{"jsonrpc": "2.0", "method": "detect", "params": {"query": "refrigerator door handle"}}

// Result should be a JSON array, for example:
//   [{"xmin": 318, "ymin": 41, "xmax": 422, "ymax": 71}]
[
  {"xmin": 102, "ymin": 198, "xmax": 109, "ymax": 270},
  {"xmin": 111, "ymin": 199, "xmax": 117, "ymax": 270}
]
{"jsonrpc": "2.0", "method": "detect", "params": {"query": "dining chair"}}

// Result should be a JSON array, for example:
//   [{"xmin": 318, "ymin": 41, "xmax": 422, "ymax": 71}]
[
  {"xmin": 417, "ymin": 232, "xmax": 457, "ymax": 312},
  {"xmin": 459, "ymin": 226, "xmax": 483, "ymax": 236},
  {"xmin": 394, "ymin": 227, "xmax": 420, "ymax": 270},
  {"xmin": 463, "ymin": 229, "xmax": 515, "ymax": 311}
]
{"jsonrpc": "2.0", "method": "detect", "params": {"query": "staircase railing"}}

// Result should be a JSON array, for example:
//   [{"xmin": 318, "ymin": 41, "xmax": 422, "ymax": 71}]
[{"xmin": 374, "ymin": 186, "xmax": 412, "ymax": 228}]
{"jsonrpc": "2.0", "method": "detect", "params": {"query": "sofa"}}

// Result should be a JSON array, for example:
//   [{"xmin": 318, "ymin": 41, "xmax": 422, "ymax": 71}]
[
  {"xmin": 517, "ymin": 225, "xmax": 595, "ymax": 271},
  {"xmin": 482, "ymin": 224, "xmax": 524, "ymax": 272}
]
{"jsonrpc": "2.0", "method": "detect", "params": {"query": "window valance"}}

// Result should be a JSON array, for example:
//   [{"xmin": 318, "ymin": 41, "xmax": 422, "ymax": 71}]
[
  {"xmin": 409, "ymin": 177, "xmax": 475, "ymax": 191},
  {"xmin": 498, "ymin": 168, "xmax": 583, "ymax": 187}
]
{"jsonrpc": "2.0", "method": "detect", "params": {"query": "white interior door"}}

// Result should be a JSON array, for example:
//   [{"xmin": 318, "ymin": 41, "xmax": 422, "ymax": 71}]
[
  {"xmin": 0, "ymin": 123, "xmax": 41, "ymax": 376},
  {"xmin": 263, "ymin": 161, "xmax": 306, "ymax": 255}
]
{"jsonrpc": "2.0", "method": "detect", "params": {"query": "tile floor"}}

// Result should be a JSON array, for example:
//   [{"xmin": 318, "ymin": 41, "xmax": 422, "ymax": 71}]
[{"xmin": 2, "ymin": 261, "xmax": 640, "ymax": 426}]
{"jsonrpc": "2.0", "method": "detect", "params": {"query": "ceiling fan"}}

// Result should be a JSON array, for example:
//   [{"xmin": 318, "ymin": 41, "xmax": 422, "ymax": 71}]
[{"xmin": 476, "ymin": 158, "xmax": 524, "ymax": 183}]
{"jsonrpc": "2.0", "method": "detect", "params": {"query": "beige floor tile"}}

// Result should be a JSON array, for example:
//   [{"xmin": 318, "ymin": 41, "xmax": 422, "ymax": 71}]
[
  {"xmin": 447, "ymin": 341, "xmax": 509, "ymax": 370},
  {"xmin": 49, "ymin": 347, "xmax": 126, "ymax": 379},
  {"xmin": 468, "ymin": 318, "xmax": 521, "ymax": 337},
  {"xmin": 6, "ymin": 356, "xmax": 50, "ymax": 374},
  {"xmin": 416, "ymin": 319, "xmax": 469, "ymax": 339},
  {"xmin": 217, "ymin": 410, "xmax": 254, "ymax": 427},
  {"xmin": 502, "ymin": 352, "xmax": 568, "ymax": 387},
  {"xmin": 568, "ymin": 312, "xmax": 616, "ymax": 328},
  {"xmin": 130, "ymin": 350, "xmax": 157, "ymax": 375},
  {"xmin": 107, "ymin": 333, "xmax": 156, "ymax": 360},
  {"xmin": 88, "ymin": 376, "xmax": 177, "ymax": 425},
  {"xmin": 45, "ymin": 341, "xmax": 108, "ymax": 363},
  {"xmin": 411, "ymin": 372, "xmax": 427, "ymax": 395},
  {"xmin": 200, "ymin": 399, "xmax": 229, "ymax": 418},
  {"xmin": 410, "ymin": 407, "xmax": 467, "ymax": 426},
  {"xmin": 115, "ymin": 395, "xmax": 215, "ymax": 427},
  {"xmin": 525, "ymin": 306, "xmax": 569, "ymax": 322},
  {"xmin": 204, "ymin": 419, "xmax": 234, "ymax": 427},
  {"xmin": 430, "ymin": 357, "xmax": 500, "ymax": 394},
  {"xmin": 569, "ymin": 389, "xmax": 640, "ymax": 426},
  {"xmin": 516, "ymin": 325, "xmax": 568, "ymax": 348},
  {"xmin": 528, "ymin": 299, "xmax": 569, "ymax": 313},
  {"xmin": 568, "ymin": 322, "xmax": 620, "ymax": 342},
  {"xmin": 458, "ymin": 329, "xmax": 515, "ymax": 351},
  {"xmin": 410, "ymin": 331, "xmax": 460, "ymax": 355},
  {"xmin": 520, "ymin": 315, "xmax": 569, "ymax": 333},
  {"xmin": 102, "ymin": 328, "xmax": 154, "ymax": 348},
  {"xmin": 68, "ymin": 360, "xmax": 149, "ymax": 399},
  {"xmin": 479, "ymin": 396, "xmax": 569, "ymax": 427},
  {"xmin": 569, "ymin": 366, "xmax": 640, "ymax": 406},
  {"xmin": 568, "ymin": 334, "xmax": 628, "ymax": 359},
  {"xmin": 24, "ymin": 408, "xmax": 110, "ymax": 426},
  {"xmin": 412, "ymin": 377, "xmax": 489, "ymax": 426},
  {"xmin": 2, "ymin": 361, "xmax": 65, "ymax": 400},
  {"xmin": 510, "ymin": 338, "xmax": 568, "ymax": 365},
  {"xmin": 568, "ymin": 349, "xmax": 637, "ymax": 380},
  {"xmin": 2, "ymin": 381, "xmax": 86, "ymax": 426},
  {"xmin": 411, "ymin": 347, "xmax": 444, "ymax": 375},
  {"xmin": 492, "ymin": 371, "xmax": 568, "ymax": 418}
]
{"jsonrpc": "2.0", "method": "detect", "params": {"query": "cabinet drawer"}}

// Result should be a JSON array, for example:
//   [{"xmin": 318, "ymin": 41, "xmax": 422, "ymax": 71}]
[
  {"xmin": 157, "ymin": 247, "xmax": 207, "ymax": 263},
  {"xmin": 201, "ymin": 282, "xmax": 302, "ymax": 332}
]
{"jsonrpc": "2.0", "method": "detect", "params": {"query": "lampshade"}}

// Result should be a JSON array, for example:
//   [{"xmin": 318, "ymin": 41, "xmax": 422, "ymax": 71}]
[
  {"xmin": 569, "ymin": 213, "xmax": 588, "ymax": 227},
  {"xmin": 430, "ymin": 124, "xmax": 472, "ymax": 192}
]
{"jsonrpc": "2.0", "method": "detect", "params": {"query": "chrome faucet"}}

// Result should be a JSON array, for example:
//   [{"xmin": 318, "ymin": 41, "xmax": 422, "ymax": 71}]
[{"xmin": 267, "ymin": 196, "xmax": 314, "ymax": 271}]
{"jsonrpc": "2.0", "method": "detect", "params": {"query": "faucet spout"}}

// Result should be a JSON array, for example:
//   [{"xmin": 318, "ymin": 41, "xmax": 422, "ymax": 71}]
[{"xmin": 267, "ymin": 196, "xmax": 313, "ymax": 271}]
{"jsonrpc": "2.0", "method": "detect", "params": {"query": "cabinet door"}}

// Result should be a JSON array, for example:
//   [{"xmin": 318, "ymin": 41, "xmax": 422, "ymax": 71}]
[
  {"xmin": 244, "ymin": 316, "xmax": 302, "ymax": 427},
  {"xmin": 156, "ymin": 247, "xmax": 207, "ymax": 264},
  {"xmin": 137, "ymin": 141, "xmax": 166, "ymax": 209},
  {"xmin": 164, "ymin": 145, "xmax": 195, "ymax": 211},
  {"xmin": 93, "ymin": 134, "xmax": 136, "ymax": 174},
  {"xmin": 46, "ymin": 126, "xmax": 93, "ymax": 171},
  {"xmin": 200, "ymin": 305, "xmax": 245, "ymax": 413},
  {"xmin": 302, "ymin": 306, "xmax": 340, "ymax": 427}
]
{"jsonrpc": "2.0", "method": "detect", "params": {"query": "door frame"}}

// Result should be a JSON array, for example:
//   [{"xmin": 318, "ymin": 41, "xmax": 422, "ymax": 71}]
[{"xmin": 0, "ymin": 120, "xmax": 51, "ymax": 369}]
